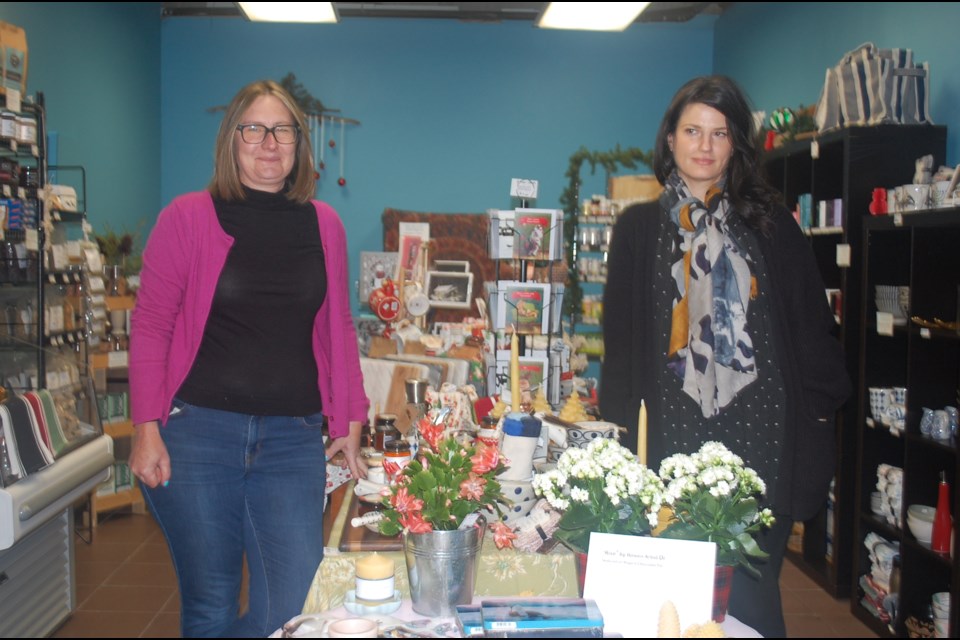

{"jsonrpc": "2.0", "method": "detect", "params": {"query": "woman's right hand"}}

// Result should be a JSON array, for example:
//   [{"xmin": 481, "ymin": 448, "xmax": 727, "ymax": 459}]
[{"xmin": 129, "ymin": 421, "xmax": 171, "ymax": 489}]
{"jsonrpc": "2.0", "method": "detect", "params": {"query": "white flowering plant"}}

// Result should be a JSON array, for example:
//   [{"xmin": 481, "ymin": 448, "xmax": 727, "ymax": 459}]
[
  {"xmin": 532, "ymin": 438, "xmax": 668, "ymax": 555},
  {"xmin": 658, "ymin": 441, "xmax": 776, "ymax": 578}
]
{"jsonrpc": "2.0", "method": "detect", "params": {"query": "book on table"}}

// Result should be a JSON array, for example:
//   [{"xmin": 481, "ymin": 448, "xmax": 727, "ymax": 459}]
[{"xmin": 480, "ymin": 598, "xmax": 604, "ymax": 637}]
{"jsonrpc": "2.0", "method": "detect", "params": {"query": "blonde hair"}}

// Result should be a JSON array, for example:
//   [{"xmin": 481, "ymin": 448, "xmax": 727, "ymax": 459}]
[{"xmin": 208, "ymin": 80, "xmax": 315, "ymax": 204}]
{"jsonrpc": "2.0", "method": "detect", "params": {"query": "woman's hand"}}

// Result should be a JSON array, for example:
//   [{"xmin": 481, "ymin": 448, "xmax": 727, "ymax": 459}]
[
  {"xmin": 326, "ymin": 421, "xmax": 367, "ymax": 480},
  {"xmin": 129, "ymin": 421, "xmax": 171, "ymax": 489}
]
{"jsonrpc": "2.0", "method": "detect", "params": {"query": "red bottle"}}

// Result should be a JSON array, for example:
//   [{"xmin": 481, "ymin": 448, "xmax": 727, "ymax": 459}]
[{"xmin": 932, "ymin": 471, "xmax": 952, "ymax": 555}]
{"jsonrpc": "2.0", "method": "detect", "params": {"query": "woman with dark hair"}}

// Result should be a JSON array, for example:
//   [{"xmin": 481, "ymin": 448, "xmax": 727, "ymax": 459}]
[
  {"xmin": 600, "ymin": 75, "xmax": 850, "ymax": 635},
  {"xmin": 129, "ymin": 79, "xmax": 369, "ymax": 637}
]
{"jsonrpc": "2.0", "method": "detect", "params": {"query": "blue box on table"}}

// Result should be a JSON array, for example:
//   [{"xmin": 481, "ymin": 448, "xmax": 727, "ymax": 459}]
[{"xmin": 480, "ymin": 598, "xmax": 604, "ymax": 637}]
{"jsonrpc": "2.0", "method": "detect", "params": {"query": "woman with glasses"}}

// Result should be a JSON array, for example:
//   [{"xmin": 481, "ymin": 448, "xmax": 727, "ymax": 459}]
[{"xmin": 129, "ymin": 80, "xmax": 369, "ymax": 637}]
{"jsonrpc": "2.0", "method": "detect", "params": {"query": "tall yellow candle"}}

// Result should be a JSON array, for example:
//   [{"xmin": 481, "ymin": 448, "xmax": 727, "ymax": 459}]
[
  {"xmin": 638, "ymin": 399, "xmax": 648, "ymax": 466},
  {"xmin": 510, "ymin": 328, "xmax": 521, "ymax": 412}
]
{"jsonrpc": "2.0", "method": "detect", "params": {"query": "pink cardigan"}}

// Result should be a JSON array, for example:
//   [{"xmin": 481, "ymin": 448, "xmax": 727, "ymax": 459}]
[{"xmin": 129, "ymin": 191, "xmax": 369, "ymax": 437}]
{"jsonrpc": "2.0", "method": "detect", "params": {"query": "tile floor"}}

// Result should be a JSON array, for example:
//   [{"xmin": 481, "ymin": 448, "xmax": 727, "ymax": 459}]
[{"xmin": 51, "ymin": 509, "xmax": 880, "ymax": 638}]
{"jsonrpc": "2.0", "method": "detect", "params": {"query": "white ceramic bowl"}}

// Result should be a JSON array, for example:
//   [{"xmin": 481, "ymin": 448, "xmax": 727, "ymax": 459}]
[
  {"xmin": 907, "ymin": 516, "xmax": 933, "ymax": 543},
  {"xmin": 908, "ymin": 504, "xmax": 936, "ymax": 522}
]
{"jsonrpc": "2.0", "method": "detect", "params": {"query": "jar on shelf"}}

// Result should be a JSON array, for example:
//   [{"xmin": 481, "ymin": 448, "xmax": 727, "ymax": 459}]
[
  {"xmin": 373, "ymin": 413, "xmax": 400, "ymax": 452},
  {"xmin": 0, "ymin": 110, "xmax": 17, "ymax": 140}
]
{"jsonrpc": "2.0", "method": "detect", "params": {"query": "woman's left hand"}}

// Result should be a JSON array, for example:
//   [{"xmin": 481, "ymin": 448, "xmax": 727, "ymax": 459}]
[{"xmin": 326, "ymin": 420, "xmax": 367, "ymax": 480}]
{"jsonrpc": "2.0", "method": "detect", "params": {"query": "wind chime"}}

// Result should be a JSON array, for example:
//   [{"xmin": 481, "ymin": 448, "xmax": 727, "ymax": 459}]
[{"xmin": 308, "ymin": 113, "xmax": 357, "ymax": 188}]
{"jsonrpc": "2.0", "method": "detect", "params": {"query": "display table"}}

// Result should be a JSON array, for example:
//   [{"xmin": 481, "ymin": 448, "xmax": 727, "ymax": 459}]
[
  {"xmin": 282, "ymin": 598, "xmax": 762, "ymax": 638},
  {"xmin": 304, "ymin": 482, "xmax": 579, "ymax": 613}
]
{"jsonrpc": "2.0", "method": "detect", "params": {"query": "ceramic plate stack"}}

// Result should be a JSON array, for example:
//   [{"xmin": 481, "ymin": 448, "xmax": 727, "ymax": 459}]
[
  {"xmin": 876, "ymin": 463, "xmax": 903, "ymax": 528},
  {"xmin": 875, "ymin": 285, "xmax": 910, "ymax": 326}
]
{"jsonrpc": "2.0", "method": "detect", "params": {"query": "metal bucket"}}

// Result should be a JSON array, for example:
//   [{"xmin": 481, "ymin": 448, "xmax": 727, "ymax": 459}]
[{"xmin": 402, "ymin": 516, "xmax": 486, "ymax": 616}]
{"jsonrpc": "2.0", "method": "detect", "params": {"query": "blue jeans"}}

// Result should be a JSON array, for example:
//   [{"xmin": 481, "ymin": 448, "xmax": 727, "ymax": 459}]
[{"xmin": 142, "ymin": 399, "xmax": 326, "ymax": 638}]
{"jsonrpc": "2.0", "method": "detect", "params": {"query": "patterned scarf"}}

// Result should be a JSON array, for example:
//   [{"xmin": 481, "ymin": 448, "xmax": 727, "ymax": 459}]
[{"xmin": 662, "ymin": 171, "xmax": 758, "ymax": 418}]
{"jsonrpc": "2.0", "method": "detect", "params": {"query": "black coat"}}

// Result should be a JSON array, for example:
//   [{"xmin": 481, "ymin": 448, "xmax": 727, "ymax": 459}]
[{"xmin": 599, "ymin": 201, "xmax": 851, "ymax": 520}]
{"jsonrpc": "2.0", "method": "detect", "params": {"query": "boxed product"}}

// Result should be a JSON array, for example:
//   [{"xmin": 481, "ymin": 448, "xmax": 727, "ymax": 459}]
[{"xmin": 0, "ymin": 21, "xmax": 28, "ymax": 96}]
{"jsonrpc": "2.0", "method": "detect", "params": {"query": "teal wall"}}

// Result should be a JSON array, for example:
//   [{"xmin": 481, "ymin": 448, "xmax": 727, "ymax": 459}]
[
  {"xmin": 0, "ymin": 3, "xmax": 160, "ymax": 235},
  {"xmin": 2, "ymin": 2, "xmax": 958, "ymax": 307},
  {"xmin": 159, "ymin": 16, "xmax": 714, "ymax": 298},
  {"xmin": 714, "ymin": 2, "xmax": 960, "ymax": 164}
]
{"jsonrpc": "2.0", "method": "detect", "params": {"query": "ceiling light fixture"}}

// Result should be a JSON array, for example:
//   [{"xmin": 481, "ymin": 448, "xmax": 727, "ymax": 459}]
[
  {"xmin": 536, "ymin": 2, "xmax": 650, "ymax": 31},
  {"xmin": 237, "ymin": 2, "xmax": 339, "ymax": 24}
]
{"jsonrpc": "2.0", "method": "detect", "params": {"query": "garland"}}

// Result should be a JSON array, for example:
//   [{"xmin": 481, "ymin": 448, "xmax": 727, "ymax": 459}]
[{"xmin": 560, "ymin": 144, "xmax": 654, "ymax": 319}]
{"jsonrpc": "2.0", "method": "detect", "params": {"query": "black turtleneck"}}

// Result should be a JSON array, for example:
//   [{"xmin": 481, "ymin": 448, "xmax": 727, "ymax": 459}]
[{"xmin": 177, "ymin": 188, "xmax": 327, "ymax": 416}]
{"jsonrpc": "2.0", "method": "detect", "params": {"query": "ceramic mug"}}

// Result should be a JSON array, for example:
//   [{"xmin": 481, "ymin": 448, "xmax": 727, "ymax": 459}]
[
  {"xmin": 869, "ymin": 387, "xmax": 891, "ymax": 422},
  {"xmin": 931, "ymin": 180, "xmax": 952, "ymax": 208},
  {"xmin": 902, "ymin": 184, "xmax": 930, "ymax": 211}
]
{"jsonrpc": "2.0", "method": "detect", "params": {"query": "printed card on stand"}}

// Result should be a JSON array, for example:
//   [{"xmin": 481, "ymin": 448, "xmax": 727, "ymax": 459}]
[
  {"xmin": 514, "ymin": 209, "xmax": 560, "ymax": 261},
  {"xmin": 397, "ymin": 222, "xmax": 430, "ymax": 282},
  {"xmin": 583, "ymin": 533, "xmax": 716, "ymax": 638},
  {"xmin": 495, "ymin": 281, "xmax": 551, "ymax": 335}
]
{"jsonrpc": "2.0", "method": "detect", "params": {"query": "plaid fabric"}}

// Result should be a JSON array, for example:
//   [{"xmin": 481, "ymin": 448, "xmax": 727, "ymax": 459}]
[{"xmin": 712, "ymin": 564, "xmax": 735, "ymax": 622}]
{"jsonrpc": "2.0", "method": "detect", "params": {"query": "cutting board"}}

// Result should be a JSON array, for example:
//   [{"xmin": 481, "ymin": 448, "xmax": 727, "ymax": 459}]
[{"xmin": 337, "ymin": 491, "xmax": 403, "ymax": 553}]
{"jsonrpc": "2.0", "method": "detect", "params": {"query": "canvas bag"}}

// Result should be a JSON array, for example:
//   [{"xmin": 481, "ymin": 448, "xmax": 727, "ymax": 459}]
[{"xmin": 815, "ymin": 42, "xmax": 931, "ymax": 132}]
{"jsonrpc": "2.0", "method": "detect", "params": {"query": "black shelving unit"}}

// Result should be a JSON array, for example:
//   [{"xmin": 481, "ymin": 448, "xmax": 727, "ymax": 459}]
[
  {"xmin": 853, "ymin": 210, "xmax": 960, "ymax": 637},
  {"xmin": 762, "ymin": 125, "xmax": 948, "ymax": 599}
]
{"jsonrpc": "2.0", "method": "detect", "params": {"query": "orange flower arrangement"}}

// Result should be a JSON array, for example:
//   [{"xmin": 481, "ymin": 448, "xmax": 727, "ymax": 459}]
[{"xmin": 378, "ymin": 415, "xmax": 516, "ymax": 549}]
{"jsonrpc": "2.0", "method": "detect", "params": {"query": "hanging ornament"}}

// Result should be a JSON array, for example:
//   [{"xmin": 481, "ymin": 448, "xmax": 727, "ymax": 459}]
[
  {"xmin": 311, "ymin": 114, "xmax": 321, "ymax": 180},
  {"xmin": 329, "ymin": 139, "xmax": 336, "ymax": 148},
  {"xmin": 338, "ymin": 118, "xmax": 347, "ymax": 187},
  {"xmin": 318, "ymin": 116, "xmax": 326, "ymax": 170}
]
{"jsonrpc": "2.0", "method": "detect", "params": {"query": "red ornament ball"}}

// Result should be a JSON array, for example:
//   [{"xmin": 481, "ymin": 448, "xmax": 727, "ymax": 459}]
[
  {"xmin": 338, "ymin": 177, "xmax": 347, "ymax": 186},
  {"xmin": 313, "ymin": 171, "xmax": 320, "ymax": 180},
  {"xmin": 328, "ymin": 139, "xmax": 336, "ymax": 148}
]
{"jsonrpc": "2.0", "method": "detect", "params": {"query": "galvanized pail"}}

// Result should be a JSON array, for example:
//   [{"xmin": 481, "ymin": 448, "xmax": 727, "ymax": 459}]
[{"xmin": 402, "ymin": 516, "xmax": 486, "ymax": 616}]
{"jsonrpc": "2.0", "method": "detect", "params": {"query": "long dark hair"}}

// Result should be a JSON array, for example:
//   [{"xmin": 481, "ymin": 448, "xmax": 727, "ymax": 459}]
[{"xmin": 653, "ymin": 75, "xmax": 780, "ymax": 233}]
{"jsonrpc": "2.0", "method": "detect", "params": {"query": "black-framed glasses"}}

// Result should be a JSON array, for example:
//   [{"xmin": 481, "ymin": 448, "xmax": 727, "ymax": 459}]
[{"xmin": 236, "ymin": 124, "xmax": 300, "ymax": 144}]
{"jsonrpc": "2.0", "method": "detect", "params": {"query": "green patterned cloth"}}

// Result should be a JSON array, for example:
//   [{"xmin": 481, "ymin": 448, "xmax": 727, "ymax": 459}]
[{"xmin": 302, "ymin": 491, "xmax": 579, "ymax": 613}]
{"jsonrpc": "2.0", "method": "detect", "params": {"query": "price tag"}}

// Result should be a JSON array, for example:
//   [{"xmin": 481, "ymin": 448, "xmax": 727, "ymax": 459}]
[
  {"xmin": 25, "ymin": 228, "xmax": 38, "ymax": 251},
  {"xmin": 108, "ymin": 350, "xmax": 129, "ymax": 369},
  {"xmin": 920, "ymin": 328, "xmax": 931, "ymax": 339},
  {"xmin": 876, "ymin": 312, "xmax": 895, "ymax": 336},
  {"xmin": 2, "ymin": 184, "xmax": 10, "ymax": 197},
  {"xmin": 836, "ymin": 243, "xmax": 851, "ymax": 267},
  {"xmin": 893, "ymin": 213, "xmax": 903, "ymax": 227},
  {"xmin": 6, "ymin": 89, "xmax": 21, "ymax": 113},
  {"xmin": 30, "ymin": 145, "xmax": 38, "ymax": 157},
  {"xmin": 17, "ymin": 187, "xmax": 25, "ymax": 199},
  {"xmin": 810, "ymin": 140, "xmax": 819, "ymax": 159}
]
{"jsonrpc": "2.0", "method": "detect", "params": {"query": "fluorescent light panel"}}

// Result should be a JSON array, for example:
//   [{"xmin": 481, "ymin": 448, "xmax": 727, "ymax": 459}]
[
  {"xmin": 537, "ymin": 2, "xmax": 650, "ymax": 31},
  {"xmin": 237, "ymin": 2, "xmax": 339, "ymax": 23}
]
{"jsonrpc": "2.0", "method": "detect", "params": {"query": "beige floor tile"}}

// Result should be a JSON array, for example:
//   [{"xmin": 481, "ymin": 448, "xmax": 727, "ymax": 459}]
[
  {"xmin": 52, "ymin": 609, "xmax": 160, "ymax": 638},
  {"xmin": 79, "ymin": 584, "xmax": 176, "ymax": 613},
  {"xmin": 141, "ymin": 612, "xmax": 182, "ymax": 638},
  {"xmin": 106, "ymin": 560, "xmax": 177, "ymax": 587}
]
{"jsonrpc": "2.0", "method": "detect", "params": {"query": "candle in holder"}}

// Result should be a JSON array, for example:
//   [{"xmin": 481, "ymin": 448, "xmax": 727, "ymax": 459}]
[
  {"xmin": 637, "ymin": 399, "xmax": 648, "ymax": 466},
  {"xmin": 355, "ymin": 553, "xmax": 395, "ymax": 604},
  {"xmin": 510, "ymin": 328, "xmax": 521, "ymax": 412}
]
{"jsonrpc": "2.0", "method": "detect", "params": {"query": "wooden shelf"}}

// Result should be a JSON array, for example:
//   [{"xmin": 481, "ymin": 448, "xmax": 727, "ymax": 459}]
[
  {"xmin": 103, "ymin": 420, "xmax": 134, "ymax": 439},
  {"xmin": 91, "ymin": 485, "xmax": 145, "ymax": 527},
  {"xmin": 105, "ymin": 295, "xmax": 136, "ymax": 311}
]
